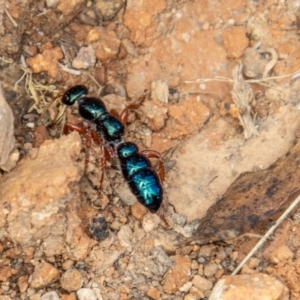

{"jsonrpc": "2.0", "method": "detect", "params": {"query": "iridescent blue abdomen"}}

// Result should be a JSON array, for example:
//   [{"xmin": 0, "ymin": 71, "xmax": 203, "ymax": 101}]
[
  {"xmin": 120, "ymin": 153, "xmax": 151, "ymax": 178},
  {"xmin": 129, "ymin": 168, "xmax": 162, "ymax": 213},
  {"xmin": 117, "ymin": 142, "xmax": 163, "ymax": 213}
]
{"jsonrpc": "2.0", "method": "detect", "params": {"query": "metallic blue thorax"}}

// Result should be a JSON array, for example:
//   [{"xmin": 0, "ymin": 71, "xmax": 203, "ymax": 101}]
[
  {"xmin": 117, "ymin": 142, "xmax": 163, "ymax": 213},
  {"xmin": 63, "ymin": 85, "xmax": 124, "ymax": 143},
  {"xmin": 95, "ymin": 116, "xmax": 124, "ymax": 143},
  {"xmin": 78, "ymin": 97, "xmax": 108, "ymax": 121}
]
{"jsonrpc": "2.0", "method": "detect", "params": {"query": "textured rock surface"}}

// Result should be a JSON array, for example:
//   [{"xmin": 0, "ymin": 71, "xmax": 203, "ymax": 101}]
[
  {"xmin": 168, "ymin": 105, "xmax": 300, "ymax": 222},
  {"xmin": 0, "ymin": 133, "xmax": 81, "ymax": 248},
  {"xmin": 86, "ymin": 27, "xmax": 121, "ymax": 62},
  {"xmin": 163, "ymin": 255, "xmax": 191, "ymax": 294},
  {"xmin": 209, "ymin": 274, "xmax": 289, "ymax": 300},
  {"xmin": 0, "ymin": 83, "xmax": 14, "ymax": 166},
  {"xmin": 30, "ymin": 262, "xmax": 60, "ymax": 289},
  {"xmin": 188, "ymin": 124, "xmax": 300, "ymax": 244}
]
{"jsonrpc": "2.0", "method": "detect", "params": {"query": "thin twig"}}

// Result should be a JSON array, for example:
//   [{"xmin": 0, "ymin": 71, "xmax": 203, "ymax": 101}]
[
  {"xmin": 0, "ymin": 56, "xmax": 13, "ymax": 63},
  {"xmin": 4, "ymin": 7, "xmax": 17, "ymax": 27},
  {"xmin": 231, "ymin": 190, "xmax": 300, "ymax": 275},
  {"xmin": 58, "ymin": 63, "xmax": 81, "ymax": 75},
  {"xmin": 185, "ymin": 70, "xmax": 300, "ymax": 85},
  {"xmin": 86, "ymin": 72, "xmax": 102, "ymax": 89},
  {"xmin": 86, "ymin": 72, "xmax": 102, "ymax": 95}
]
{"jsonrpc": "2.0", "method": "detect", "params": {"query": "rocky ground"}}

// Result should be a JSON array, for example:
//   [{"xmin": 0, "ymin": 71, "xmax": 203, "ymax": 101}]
[{"xmin": 1, "ymin": 0, "xmax": 300, "ymax": 299}]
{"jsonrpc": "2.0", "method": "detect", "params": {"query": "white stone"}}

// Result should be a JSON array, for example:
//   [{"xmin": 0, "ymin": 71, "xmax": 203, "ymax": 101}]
[{"xmin": 77, "ymin": 288, "xmax": 97, "ymax": 300}]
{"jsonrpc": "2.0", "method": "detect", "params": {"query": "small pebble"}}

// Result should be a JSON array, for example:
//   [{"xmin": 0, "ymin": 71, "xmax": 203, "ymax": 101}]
[
  {"xmin": 26, "ymin": 122, "xmax": 35, "ymax": 128},
  {"xmin": 90, "ymin": 217, "xmax": 109, "ymax": 242},
  {"xmin": 17, "ymin": 275, "xmax": 29, "ymax": 293},
  {"xmin": 0, "ymin": 149, "xmax": 20, "ymax": 172},
  {"xmin": 46, "ymin": 0, "xmax": 59, "ymax": 7},
  {"xmin": 117, "ymin": 225, "xmax": 133, "ymax": 251},
  {"xmin": 62, "ymin": 259, "xmax": 74, "ymax": 270},
  {"xmin": 147, "ymin": 287, "xmax": 161, "ymax": 300},
  {"xmin": 131, "ymin": 202, "xmax": 147, "ymax": 220},
  {"xmin": 151, "ymin": 79, "xmax": 169, "ymax": 103},
  {"xmin": 77, "ymin": 288, "xmax": 97, "ymax": 300},
  {"xmin": 179, "ymin": 281, "xmax": 193, "ymax": 293},
  {"xmin": 230, "ymin": 251, "xmax": 239, "ymax": 261},
  {"xmin": 198, "ymin": 257, "xmax": 206, "ymax": 264},
  {"xmin": 216, "ymin": 248, "xmax": 227, "ymax": 261},
  {"xmin": 204, "ymin": 263, "xmax": 218, "ymax": 277},
  {"xmin": 41, "ymin": 291, "xmax": 59, "ymax": 300},
  {"xmin": 72, "ymin": 46, "xmax": 96, "ymax": 69},
  {"xmin": 23, "ymin": 143, "xmax": 33, "ymax": 151},
  {"xmin": 29, "ymin": 293, "xmax": 41, "ymax": 300},
  {"xmin": 192, "ymin": 275, "xmax": 213, "ymax": 292},
  {"xmin": 199, "ymin": 245, "xmax": 214, "ymax": 257},
  {"xmin": 198, "ymin": 264, "xmax": 204, "ymax": 276},
  {"xmin": 190, "ymin": 286, "xmax": 205, "ymax": 298},
  {"xmin": 110, "ymin": 220, "xmax": 122, "ymax": 230},
  {"xmin": 215, "ymin": 269, "xmax": 225, "ymax": 279},
  {"xmin": 184, "ymin": 294, "xmax": 198, "ymax": 300},
  {"xmin": 191, "ymin": 260, "xmax": 199, "ymax": 270},
  {"xmin": 30, "ymin": 262, "xmax": 59, "ymax": 289},
  {"xmin": 60, "ymin": 268, "xmax": 83, "ymax": 292},
  {"xmin": 247, "ymin": 258, "xmax": 260, "ymax": 269},
  {"xmin": 142, "ymin": 213, "xmax": 161, "ymax": 232},
  {"xmin": 228, "ymin": 18, "xmax": 235, "ymax": 25}
]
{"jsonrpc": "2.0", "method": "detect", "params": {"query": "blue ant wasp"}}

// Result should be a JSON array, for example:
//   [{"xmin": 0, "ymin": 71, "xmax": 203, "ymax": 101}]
[{"xmin": 61, "ymin": 85, "xmax": 164, "ymax": 214}]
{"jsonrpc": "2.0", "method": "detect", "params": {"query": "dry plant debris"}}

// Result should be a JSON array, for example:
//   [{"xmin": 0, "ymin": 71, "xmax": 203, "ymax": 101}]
[
  {"xmin": 188, "ymin": 133, "xmax": 300, "ymax": 246},
  {"xmin": 231, "ymin": 64, "xmax": 258, "ymax": 139},
  {"xmin": 0, "ymin": 83, "xmax": 14, "ymax": 166}
]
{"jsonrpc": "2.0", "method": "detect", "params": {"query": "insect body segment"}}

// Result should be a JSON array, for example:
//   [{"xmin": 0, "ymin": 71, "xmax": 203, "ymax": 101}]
[
  {"xmin": 62, "ymin": 85, "xmax": 125, "ymax": 143},
  {"xmin": 78, "ymin": 97, "xmax": 108, "ymax": 121},
  {"xmin": 117, "ymin": 142, "xmax": 163, "ymax": 213},
  {"xmin": 95, "ymin": 116, "xmax": 124, "ymax": 144},
  {"xmin": 62, "ymin": 85, "xmax": 88, "ymax": 105},
  {"xmin": 62, "ymin": 85, "xmax": 164, "ymax": 213}
]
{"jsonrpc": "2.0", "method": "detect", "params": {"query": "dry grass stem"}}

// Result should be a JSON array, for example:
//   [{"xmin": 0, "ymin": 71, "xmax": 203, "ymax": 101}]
[
  {"xmin": 231, "ymin": 64, "xmax": 258, "ymax": 139},
  {"xmin": 231, "ymin": 190, "xmax": 300, "ymax": 275}
]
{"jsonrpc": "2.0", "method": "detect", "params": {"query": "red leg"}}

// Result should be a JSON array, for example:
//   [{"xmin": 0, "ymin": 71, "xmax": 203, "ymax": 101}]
[
  {"xmin": 110, "ymin": 109, "xmax": 120, "ymax": 120},
  {"xmin": 90, "ymin": 130, "xmax": 101, "ymax": 145},
  {"xmin": 156, "ymin": 205, "xmax": 169, "ymax": 227},
  {"xmin": 85, "ymin": 129, "xmax": 104, "ymax": 176},
  {"xmin": 109, "ymin": 94, "xmax": 146, "ymax": 124},
  {"xmin": 141, "ymin": 149, "xmax": 165, "ymax": 181},
  {"xmin": 63, "ymin": 122, "xmax": 88, "ymax": 135},
  {"xmin": 84, "ymin": 129, "xmax": 93, "ymax": 175},
  {"xmin": 119, "ymin": 94, "xmax": 146, "ymax": 124},
  {"xmin": 99, "ymin": 145, "xmax": 114, "ymax": 189},
  {"xmin": 63, "ymin": 122, "xmax": 114, "ymax": 189}
]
